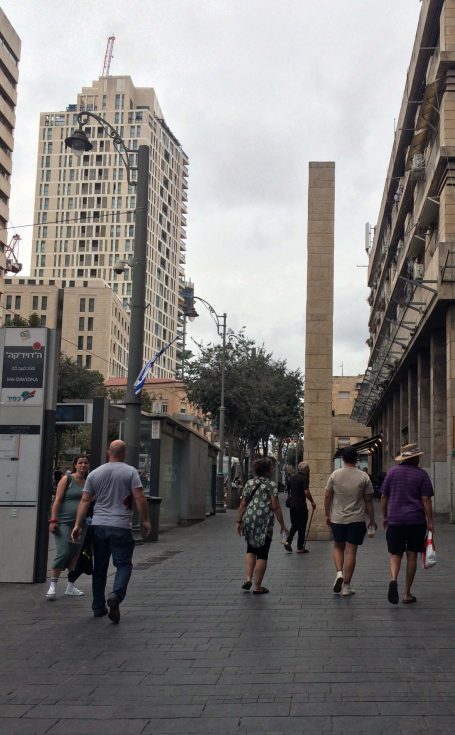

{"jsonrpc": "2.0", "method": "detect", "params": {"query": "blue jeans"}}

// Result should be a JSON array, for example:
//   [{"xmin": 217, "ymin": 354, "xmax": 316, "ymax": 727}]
[{"xmin": 91, "ymin": 525, "xmax": 135, "ymax": 613}]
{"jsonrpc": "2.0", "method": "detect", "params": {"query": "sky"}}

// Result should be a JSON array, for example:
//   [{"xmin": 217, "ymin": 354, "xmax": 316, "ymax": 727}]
[{"xmin": 2, "ymin": 0, "xmax": 422, "ymax": 376}]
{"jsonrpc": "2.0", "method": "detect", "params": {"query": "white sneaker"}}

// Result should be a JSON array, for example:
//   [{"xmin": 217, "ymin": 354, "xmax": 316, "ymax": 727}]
[
  {"xmin": 333, "ymin": 571, "xmax": 343, "ymax": 593},
  {"xmin": 65, "ymin": 587, "xmax": 84, "ymax": 596},
  {"xmin": 341, "ymin": 583, "xmax": 355, "ymax": 596},
  {"xmin": 46, "ymin": 588, "xmax": 56, "ymax": 600}
]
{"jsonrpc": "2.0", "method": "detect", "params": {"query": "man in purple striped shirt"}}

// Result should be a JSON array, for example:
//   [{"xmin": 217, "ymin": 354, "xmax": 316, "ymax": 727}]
[{"xmin": 381, "ymin": 443, "xmax": 434, "ymax": 605}]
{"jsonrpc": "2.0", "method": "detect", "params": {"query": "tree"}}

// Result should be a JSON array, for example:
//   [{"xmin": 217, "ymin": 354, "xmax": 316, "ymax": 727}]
[
  {"xmin": 57, "ymin": 354, "xmax": 105, "ymax": 402},
  {"xmin": 185, "ymin": 332, "xmax": 304, "ymax": 477},
  {"xmin": 105, "ymin": 386, "xmax": 154, "ymax": 413},
  {"xmin": 7, "ymin": 313, "xmax": 41, "ymax": 327}
]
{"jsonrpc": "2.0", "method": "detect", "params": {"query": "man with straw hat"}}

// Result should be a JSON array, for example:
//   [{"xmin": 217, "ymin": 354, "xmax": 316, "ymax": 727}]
[{"xmin": 381, "ymin": 443, "xmax": 434, "ymax": 605}]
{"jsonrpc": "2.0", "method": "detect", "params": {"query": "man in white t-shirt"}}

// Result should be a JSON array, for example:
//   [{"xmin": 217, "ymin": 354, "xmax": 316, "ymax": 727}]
[
  {"xmin": 324, "ymin": 446, "xmax": 376, "ymax": 597},
  {"xmin": 72, "ymin": 440, "xmax": 151, "ymax": 623}
]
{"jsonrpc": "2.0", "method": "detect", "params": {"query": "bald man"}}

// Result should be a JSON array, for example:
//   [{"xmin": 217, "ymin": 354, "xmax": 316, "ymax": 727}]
[{"xmin": 72, "ymin": 440, "xmax": 151, "ymax": 623}]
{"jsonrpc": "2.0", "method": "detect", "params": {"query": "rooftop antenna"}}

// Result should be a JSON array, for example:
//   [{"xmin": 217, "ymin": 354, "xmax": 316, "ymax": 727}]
[{"xmin": 101, "ymin": 35, "xmax": 115, "ymax": 77}]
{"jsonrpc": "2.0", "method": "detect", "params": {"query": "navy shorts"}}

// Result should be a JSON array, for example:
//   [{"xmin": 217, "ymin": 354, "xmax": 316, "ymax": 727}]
[
  {"xmin": 386, "ymin": 523, "xmax": 427, "ymax": 555},
  {"xmin": 331, "ymin": 522, "xmax": 367, "ymax": 546},
  {"xmin": 246, "ymin": 535, "xmax": 272, "ymax": 560}
]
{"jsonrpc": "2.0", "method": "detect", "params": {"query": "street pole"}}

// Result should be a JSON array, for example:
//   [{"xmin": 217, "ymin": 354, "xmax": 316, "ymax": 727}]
[
  {"xmin": 125, "ymin": 144, "xmax": 149, "ymax": 468},
  {"xmin": 215, "ymin": 313, "xmax": 227, "ymax": 512}
]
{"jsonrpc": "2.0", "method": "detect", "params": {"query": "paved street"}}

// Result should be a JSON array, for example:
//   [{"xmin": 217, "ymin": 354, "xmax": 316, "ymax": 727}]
[{"xmin": 1, "ymin": 506, "xmax": 455, "ymax": 734}]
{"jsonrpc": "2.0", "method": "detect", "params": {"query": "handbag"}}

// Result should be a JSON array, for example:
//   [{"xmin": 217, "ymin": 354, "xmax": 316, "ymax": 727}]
[{"xmin": 422, "ymin": 530, "xmax": 437, "ymax": 569}]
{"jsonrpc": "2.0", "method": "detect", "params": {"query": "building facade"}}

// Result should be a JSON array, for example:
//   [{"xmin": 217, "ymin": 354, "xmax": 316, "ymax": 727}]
[
  {"xmin": 104, "ymin": 376, "xmax": 212, "ymax": 439},
  {"xmin": 3, "ymin": 277, "xmax": 129, "ymax": 377},
  {"xmin": 332, "ymin": 375, "xmax": 370, "ymax": 454},
  {"xmin": 30, "ymin": 75, "xmax": 188, "ymax": 377},
  {"xmin": 353, "ymin": 0, "xmax": 455, "ymax": 518},
  {"xmin": 0, "ymin": 9, "xmax": 21, "ymax": 320}
]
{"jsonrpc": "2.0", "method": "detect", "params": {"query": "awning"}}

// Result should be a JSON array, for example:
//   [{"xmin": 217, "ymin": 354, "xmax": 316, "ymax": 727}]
[{"xmin": 333, "ymin": 434, "xmax": 383, "ymax": 459}]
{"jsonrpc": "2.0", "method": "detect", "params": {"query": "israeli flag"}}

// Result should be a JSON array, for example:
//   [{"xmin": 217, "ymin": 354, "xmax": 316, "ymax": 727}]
[{"xmin": 134, "ymin": 335, "xmax": 179, "ymax": 395}]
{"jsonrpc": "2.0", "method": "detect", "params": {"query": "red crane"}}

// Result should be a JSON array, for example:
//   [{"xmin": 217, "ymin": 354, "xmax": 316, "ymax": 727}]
[{"xmin": 101, "ymin": 35, "xmax": 115, "ymax": 77}]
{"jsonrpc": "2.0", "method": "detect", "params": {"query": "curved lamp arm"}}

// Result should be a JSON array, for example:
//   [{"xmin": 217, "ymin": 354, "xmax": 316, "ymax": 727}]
[
  {"xmin": 193, "ymin": 296, "xmax": 224, "ymax": 338},
  {"xmin": 66, "ymin": 110, "xmax": 137, "ymax": 187}
]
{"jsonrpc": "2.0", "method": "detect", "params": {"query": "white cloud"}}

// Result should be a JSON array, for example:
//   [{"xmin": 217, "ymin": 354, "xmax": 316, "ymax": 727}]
[{"xmin": 2, "ymin": 0, "xmax": 421, "ymax": 376}]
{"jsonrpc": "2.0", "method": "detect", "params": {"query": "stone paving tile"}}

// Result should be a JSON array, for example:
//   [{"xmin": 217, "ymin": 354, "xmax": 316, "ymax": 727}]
[{"xmin": 1, "ymin": 509, "xmax": 454, "ymax": 734}]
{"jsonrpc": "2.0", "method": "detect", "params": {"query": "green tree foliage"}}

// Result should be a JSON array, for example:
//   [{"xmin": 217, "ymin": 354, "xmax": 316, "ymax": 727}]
[
  {"xmin": 185, "ymin": 332, "xmax": 304, "ymax": 470},
  {"xmin": 57, "ymin": 354, "xmax": 105, "ymax": 402},
  {"xmin": 105, "ymin": 386, "xmax": 154, "ymax": 413}
]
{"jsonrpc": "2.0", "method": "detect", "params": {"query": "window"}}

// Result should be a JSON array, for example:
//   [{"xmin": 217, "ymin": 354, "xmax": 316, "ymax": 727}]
[
  {"xmin": 5, "ymin": 295, "xmax": 12, "ymax": 310},
  {"xmin": 87, "ymin": 317, "xmax": 94, "ymax": 331},
  {"xmin": 77, "ymin": 336, "xmax": 84, "ymax": 349},
  {"xmin": 161, "ymin": 404, "xmax": 168, "ymax": 413},
  {"xmin": 76, "ymin": 355, "xmax": 82, "ymax": 367},
  {"xmin": 88, "ymin": 298, "xmax": 95, "ymax": 312},
  {"xmin": 87, "ymin": 336, "xmax": 93, "ymax": 350},
  {"xmin": 338, "ymin": 391, "xmax": 350, "ymax": 400},
  {"xmin": 32, "ymin": 296, "xmax": 39, "ymax": 310},
  {"xmin": 79, "ymin": 298, "xmax": 86, "ymax": 312},
  {"xmin": 40, "ymin": 315, "xmax": 46, "ymax": 327},
  {"xmin": 15, "ymin": 295, "xmax": 21, "ymax": 310},
  {"xmin": 85, "ymin": 355, "xmax": 92, "ymax": 368},
  {"xmin": 79, "ymin": 317, "xmax": 84, "ymax": 330},
  {"xmin": 41, "ymin": 296, "xmax": 48, "ymax": 310}
]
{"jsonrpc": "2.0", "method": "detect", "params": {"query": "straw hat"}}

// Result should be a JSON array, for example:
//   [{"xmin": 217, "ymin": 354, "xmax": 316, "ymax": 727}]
[{"xmin": 394, "ymin": 443, "xmax": 423, "ymax": 463}]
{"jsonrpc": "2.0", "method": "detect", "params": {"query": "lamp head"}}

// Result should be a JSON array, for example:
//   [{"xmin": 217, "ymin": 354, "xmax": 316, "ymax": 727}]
[
  {"xmin": 65, "ymin": 128, "xmax": 93, "ymax": 158},
  {"xmin": 185, "ymin": 305, "xmax": 199, "ymax": 321}
]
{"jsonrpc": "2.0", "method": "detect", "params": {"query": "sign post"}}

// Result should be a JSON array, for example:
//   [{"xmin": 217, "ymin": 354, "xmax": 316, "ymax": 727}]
[{"xmin": 0, "ymin": 327, "xmax": 59, "ymax": 582}]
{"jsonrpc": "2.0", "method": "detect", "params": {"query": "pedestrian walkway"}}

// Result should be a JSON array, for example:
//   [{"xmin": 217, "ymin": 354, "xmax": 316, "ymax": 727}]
[{"xmin": 1, "ymin": 507, "xmax": 455, "ymax": 734}]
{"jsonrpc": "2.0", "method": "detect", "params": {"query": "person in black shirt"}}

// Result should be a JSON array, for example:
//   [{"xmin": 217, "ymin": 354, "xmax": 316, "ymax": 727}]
[{"xmin": 284, "ymin": 462, "xmax": 316, "ymax": 553}]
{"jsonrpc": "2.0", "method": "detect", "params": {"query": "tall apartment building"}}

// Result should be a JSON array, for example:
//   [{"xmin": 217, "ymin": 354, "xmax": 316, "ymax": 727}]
[
  {"xmin": 353, "ymin": 0, "xmax": 455, "ymax": 516},
  {"xmin": 0, "ymin": 9, "xmax": 21, "ymax": 321},
  {"xmin": 3, "ymin": 277, "xmax": 129, "ymax": 377},
  {"xmin": 30, "ymin": 76, "xmax": 188, "ymax": 377}
]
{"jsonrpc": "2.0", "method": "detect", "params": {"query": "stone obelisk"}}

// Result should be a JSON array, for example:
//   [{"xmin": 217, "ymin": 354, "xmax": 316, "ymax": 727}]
[{"xmin": 304, "ymin": 162, "xmax": 335, "ymax": 540}]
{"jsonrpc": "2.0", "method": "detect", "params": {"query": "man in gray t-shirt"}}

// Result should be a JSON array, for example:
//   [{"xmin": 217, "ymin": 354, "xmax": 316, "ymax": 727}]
[
  {"xmin": 324, "ymin": 446, "xmax": 376, "ymax": 598},
  {"xmin": 72, "ymin": 440, "xmax": 151, "ymax": 623}
]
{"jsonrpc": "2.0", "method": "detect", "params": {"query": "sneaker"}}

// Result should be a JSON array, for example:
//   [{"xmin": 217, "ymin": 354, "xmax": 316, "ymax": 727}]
[
  {"xmin": 107, "ymin": 592, "xmax": 120, "ymax": 624},
  {"xmin": 333, "ymin": 571, "xmax": 343, "ymax": 593},
  {"xmin": 46, "ymin": 588, "xmax": 56, "ymax": 600},
  {"xmin": 65, "ymin": 587, "xmax": 84, "ymax": 596},
  {"xmin": 284, "ymin": 543, "xmax": 293, "ymax": 553},
  {"xmin": 341, "ymin": 583, "xmax": 355, "ymax": 596}
]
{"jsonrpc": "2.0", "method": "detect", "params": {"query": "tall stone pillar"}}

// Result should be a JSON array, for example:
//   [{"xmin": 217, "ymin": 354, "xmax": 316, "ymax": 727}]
[
  {"xmin": 400, "ymin": 378, "xmax": 409, "ymax": 445},
  {"xmin": 303, "ymin": 162, "xmax": 335, "ymax": 540},
  {"xmin": 408, "ymin": 364, "xmax": 418, "ymax": 443},
  {"xmin": 431, "ymin": 330, "xmax": 447, "ymax": 512},
  {"xmin": 418, "ymin": 349, "xmax": 431, "ymax": 475}
]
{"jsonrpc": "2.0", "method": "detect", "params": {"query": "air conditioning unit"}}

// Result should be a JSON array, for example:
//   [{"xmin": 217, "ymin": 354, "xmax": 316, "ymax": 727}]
[
  {"xmin": 413, "ymin": 262, "xmax": 424, "ymax": 280},
  {"xmin": 411, "ymin": 153, "xmax": 425, "ymax": 180}
]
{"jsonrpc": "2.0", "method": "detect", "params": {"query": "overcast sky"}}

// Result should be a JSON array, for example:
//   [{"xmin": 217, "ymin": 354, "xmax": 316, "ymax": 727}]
[{"xmin": 2, "ymin": 0, "xmax": 421, "ymax": 376}]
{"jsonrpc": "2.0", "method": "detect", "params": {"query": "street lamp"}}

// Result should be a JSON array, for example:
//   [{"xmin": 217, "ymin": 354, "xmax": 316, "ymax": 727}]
[
  {"xmin": 184, "ymin": 295, "xmax": 227, "ymax": 514},
  {"xmin": 65, "ymin": 112, "xmax": 150, "ymax": 469}
]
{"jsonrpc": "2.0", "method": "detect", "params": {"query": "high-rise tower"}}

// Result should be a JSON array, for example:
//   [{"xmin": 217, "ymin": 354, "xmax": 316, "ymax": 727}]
[
  {"xmin": 0, "ymin": 8, "xmax": 21, "ymax": 322},
  {"xmin": 30, "ymin": 76, "xmax": 188, "ymax": 377}
]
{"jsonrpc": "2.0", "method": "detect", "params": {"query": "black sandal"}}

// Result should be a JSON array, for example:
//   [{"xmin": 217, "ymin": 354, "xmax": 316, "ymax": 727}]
[
  {"xmin": 241, "ymin": 580, "xmax": 252, "ymax": 591},
  {"xmin": 253, "ymin": 587, "xmax": 269, "ymax": 594}
]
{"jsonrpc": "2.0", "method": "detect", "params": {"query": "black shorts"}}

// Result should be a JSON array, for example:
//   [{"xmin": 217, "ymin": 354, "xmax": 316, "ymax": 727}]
[
  {"xmin": 246, "ymin": 535, "xmax": 272, "ymax": 560},
  {"xmin": 386, "ymin": 523, "xmax": 427, "ymax": 555},
  {"xmin": 331, "ymin": 522, "xmax": 367, "ymax": 546}
]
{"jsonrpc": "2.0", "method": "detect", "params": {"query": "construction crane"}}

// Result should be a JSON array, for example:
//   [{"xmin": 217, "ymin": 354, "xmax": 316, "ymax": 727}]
[
  {"xmin": 4, "ymin": 234, "xmax": 22, "ymax": 274},
  {"xmin": 101, "ymin": 35, "xmax": 115, "ymax": 77}
]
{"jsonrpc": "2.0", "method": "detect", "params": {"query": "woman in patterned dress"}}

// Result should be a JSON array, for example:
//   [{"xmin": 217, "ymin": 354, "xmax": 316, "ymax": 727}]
[{"xmin": 236, "ymin": 456, "xmax": 288, "ymax": 594}]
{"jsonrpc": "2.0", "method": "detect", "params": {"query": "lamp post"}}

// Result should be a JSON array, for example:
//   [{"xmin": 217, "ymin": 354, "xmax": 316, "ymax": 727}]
[
  {"xmin": 65, "ymin": 113, "xmax": 149, "ymax": 470},
  {"xmin": 184, "ymin": 295, "xmax": 227, "ymax": 513}
]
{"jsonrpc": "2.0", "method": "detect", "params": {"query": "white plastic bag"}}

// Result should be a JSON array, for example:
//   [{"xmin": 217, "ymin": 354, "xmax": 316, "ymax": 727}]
[{"xmin": 422, "ymin": 530, "xmax": 437, "ymax": 569}]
